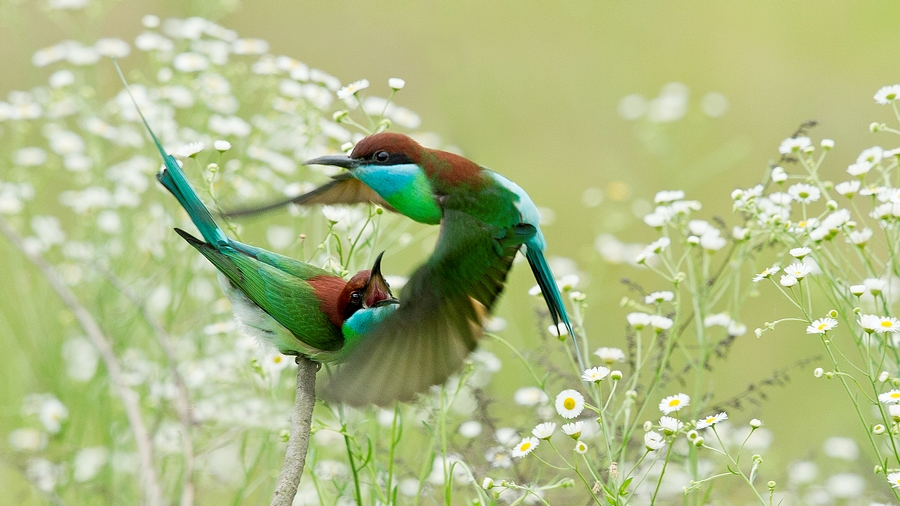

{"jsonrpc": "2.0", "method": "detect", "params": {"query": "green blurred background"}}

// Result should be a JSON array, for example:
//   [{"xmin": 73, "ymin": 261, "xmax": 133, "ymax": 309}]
[{"xmin": 2, "ymin": 0, "xmax": 899, "ymax": 498}]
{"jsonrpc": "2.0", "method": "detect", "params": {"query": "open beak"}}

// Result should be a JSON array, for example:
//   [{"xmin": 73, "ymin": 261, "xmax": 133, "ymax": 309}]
[
  {"xmin": 304, "ymin": 154, "xmax": 360, "ymax": 169},
  {"xmin": 364, "ymin": 251, "xmax": 398, "ymax": 307}
]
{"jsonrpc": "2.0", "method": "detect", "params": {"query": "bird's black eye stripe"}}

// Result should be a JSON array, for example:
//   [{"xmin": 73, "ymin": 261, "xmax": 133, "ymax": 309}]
[{"xmin": 369, "ymin": 151, "xmax": 414, "ymax": 165}]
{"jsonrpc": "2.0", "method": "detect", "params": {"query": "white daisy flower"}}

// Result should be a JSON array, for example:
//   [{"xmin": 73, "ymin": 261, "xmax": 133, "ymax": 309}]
[
  {"xmin": 878, "ymin": 390, "xmax": 900, "ymax": 403},
  {"xmin": 555, "ymin": 389, "xmax": 585, "ymax": 419},
  {"xmin": 848, "ymin": 228, "xmax": 872, "ymax": 246},
  {"xmin": 787, "ymin": 183, "xmax": 821, "ymax": 204},
  {"xmin": 388, "ymin": 78, "xmax": 406, "ymax": 90},
  {"xmin": 213, "ymin": 140, "xmax": 232, "ymax": 152},
  {"xmin": 771, "ymin": 166, "xmax": 787, "ymax": 183},
  {"xmin": 847, "ymin": 161, "xmax": 872, "ymax": 177},
  {"xmin": 511, "ymin": 437, "xmax": 539, "ymax": 458},
  {"xmin": 891, "ymin": 404, "xmax": 900, "ymax": 422},
  {"xmin": 172, "ymin": 52, "xmax": 209, "ymax": 72},
  {"xmin": 659, "ymin": 416, "xmax": 683, "ymax": 435},
  {"xmin": 887, "ymin": 471, "xmax": 900, "ymax": 489},
  {"xmin": 865, "ymin": 278, "xmax": 887, "ymax": 295},
  {"xmin": 858, "ymin": 146, "xmax": 884, "ymax": 164},
  {"xmin": 562, "ymin": 421, "xmax": 584, "ymax": 439},
  {"xmin": 858, "ymin": 315, "xmax": 881, "ymax": 333},
  {"xmin": 835, "ymin": 180, "xmax": 860, "ymax": 197},
  {"xmin": 752, "ymin": 265, "xmax": 780, "ymax": 282},
  {"xmin": 654, "ymin": 190, "xmax": 685, "ymax": 204},
  {"xmin": 645, "ymin": 291, "xmax": 674, "ymax": 304},
  {"xmin": 513, "ymin": 387, "xmax": 548, "ymax": 406},
  {"xmin": 232, "ymin": 38, "xmax": 269, "ymax": 55},
  {"xmin": 174, "ymin": 142, "xmax": 204, "ymax": 157},
  {"xmin": 806, "ymin": 318, "xmax": 837, "ymax": 334},
  {"xmin": 849, "ymin": 285, "xmax": 866, "ymax": 297},
  {"xmin": 574, "ymin": 440, "xmax": 588, "ymax": 454},
  {"xmin": 594, "ymin": 347, "xmax": 626, "ymax": 365},
  {"xmin": 875, "ymin": 85, "xmax": 900, "ymax": 105},
  {"xmin": 696, "ymin": 412, "xmax": 728, "ymax": 429},
  {"xmin": 626, "ymin": 312, "xmax": 652, "ymax": 330},
  {"xmin": 646, "ymin": 237, "xmax": 671, "ymax": 254},
  {"xmin": 582, "ymin": 366, "xmax": 611, "ymax": 383},
  {"xmin": 780, "ymin": 275, "xmax": 798, "ymax": 287},
  {"xmin": 337, "ymin": 79, "xmax": 370, "ymax": 100},
  {"xmin": 644, "ymin": 431, "xmax": 665, "ymax": 451},
  {"xmin": 659, "ymin": 393, "xmax": 690, "ymax": 414},
  {"xmin": 531, "ymin": 422, "xmax": 556, "ymax": 440},
  {"xmin": 784, "ymin": 262, "xmax": 812, "ymax": 280},
  {"xmin": 649, "ymin": 315, "xmax": 674, "ymax": 332},
  {"xmin": 790, "ymin": 247, "xmax": 811, "ymax": 259},
  {"xmin": 778, "ymin": 136, "xmax": 811, "ymax": 154},
  {"xmin": 877, "ymin": 317, "xmax": 900, "ymax": 333}
]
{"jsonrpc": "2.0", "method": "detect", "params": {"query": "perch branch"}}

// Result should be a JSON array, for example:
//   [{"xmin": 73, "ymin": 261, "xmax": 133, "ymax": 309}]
[{"xmin": 270, "ymin": 356, "xmax": 318, "ymax": 506}]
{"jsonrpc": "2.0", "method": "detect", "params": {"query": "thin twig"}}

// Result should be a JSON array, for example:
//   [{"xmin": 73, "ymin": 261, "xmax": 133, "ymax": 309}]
[
  {"xmin": 270, "ymin": 356, "xmax": 318, "ymax": 506},
  {"xmin": 96, "ymin": 266, "xmax": 195, "ymax": 506},
  {"xmin": 0, "ymin": 216, "xmax": 163, "ymax": 506}
]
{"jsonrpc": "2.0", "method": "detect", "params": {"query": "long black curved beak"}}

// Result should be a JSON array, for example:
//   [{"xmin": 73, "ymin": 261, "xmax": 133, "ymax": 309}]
[
  {"xmin": 305, "ymin": 154, "xmax": 360, "ymax": 169},
  {"xmin": 364, "ymin": 251, "xmax": 398, "ymax": 307}
]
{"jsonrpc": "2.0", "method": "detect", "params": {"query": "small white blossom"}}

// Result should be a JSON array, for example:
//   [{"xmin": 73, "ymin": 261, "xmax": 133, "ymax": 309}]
[
  {"xmin": 388, "ymin": 78, "xmax": 406, "ymax": 90},
  {"xmin": 649, "ymin": 315, "xmax": 673, "ymax": 332},
  {"xmin": 784, "ymin": 262, "xmax": 812, "ymax": 280},
  {"xmin": 645, "ymin": 291, "xmax": 674, "ymax": 304},
  {"xmin": 847, "ymin": 161, "xmax": 872, "ymax": 177},
  {"xmin": 835, "ymin": 180, "xmax": 860, "ymax": 197},
  {"xmin": 696, "ymin": 412, "xmax": 728, "ymax": 429},
  {"xmin": 511, "ymin": 437, "xmax": 539, "ymax": 458},
  {"xmin": 532, "ymin": 422, "xmax": 556, "ymax": 440},
  {"xmin": 626, "ymin": 312, "xmax": 652, "ymax": 330},
  {"xmin": 582, "ymin": 366, "xmax": 611, "ymax": 383},
  {"xmin": 562, "ymin": 421, "xmax": 584, "ymax": 439},
  {"xmin": 778, "ymin": 136, "xmax": 811, "ymax": 154},
  {"xmin": 806, "ymin": 318, "xmax": 837, "ymax": 334},
  {"xmin": 659, "ymin": 393, "xmax": 689, "ymax": 414},
  {"xmin": 337, "ymin": 79, "xmax": 370, "ymax": 100},
  {"xmin": 780, "ymin": 275, "xmax": 798, "ymax": 287},
  {"xmin": 654, "ymin": 190, "xmax": 685, "ymax": 204},
  {"xmin": 787, "ymin": 183, "xmax": 820, "ymax": 204},
  {"xmin": 555, "ymin": 390, "xmax": 585, "ymax": 419},
  {"xmin": 644, "ymin": 431, "xmax": 666, "ymax": 451},
  {"xmin": 771, "ymin": 166, "xmax": 787, "ymax": 183},
  {"xmin": 594, "ymin": 347, "xmax": 626, "ymax": 365},
  {"xmin": 172, "ymin": 52, "xmax": 209, "ymax": 72},
  {"xmin": 875, "ymin": 85, "xmax": 900, "ymax": 105},
  {"xmin": 659, "ymin": 416, "xmax": 683, "ymax": 435},
  {"xmin": 752, "ymin": 265, "xmax": 780, "ymax": 282},
  {"xmin": 790, "ymin": 247, "xmax": 811, "ymax": 259},
  {"xmin": 848, "ymin": 228, "xmax": 872, "ymax": 246}
]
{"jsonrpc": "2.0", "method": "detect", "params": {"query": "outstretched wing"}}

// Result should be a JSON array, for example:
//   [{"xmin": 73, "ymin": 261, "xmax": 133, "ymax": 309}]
[
  {"xmin": 222, "ymin": 174, "xmax": 397, "ymax": 218},
  {"xmin": 323, "ymin": 210, "xmax": 535, "ymax": 406}
]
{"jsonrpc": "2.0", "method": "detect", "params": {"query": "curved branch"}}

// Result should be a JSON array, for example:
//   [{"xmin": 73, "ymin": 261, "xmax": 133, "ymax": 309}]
[
  {"xmin": 270, "ymin": 356, "xmax": 318, "ymax": 506},
  {"xmin": 0, "ymin": 217, "xmax": 163, "ymax": 506}
]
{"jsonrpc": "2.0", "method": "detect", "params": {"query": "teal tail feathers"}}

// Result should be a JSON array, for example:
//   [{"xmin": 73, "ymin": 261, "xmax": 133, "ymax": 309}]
[
  {"xmin": 112, "ymin": 58, "xmax": 227, "ymax": 246},
  {"xmin": 525, "ymin": 246, "xmax": 586, "ymax": 371}
]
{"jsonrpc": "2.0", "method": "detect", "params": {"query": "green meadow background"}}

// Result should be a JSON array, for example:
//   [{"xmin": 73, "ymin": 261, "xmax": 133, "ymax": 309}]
[{"xmin": 2, "ymin": 0, "xmax": 899, "ymax": 502}]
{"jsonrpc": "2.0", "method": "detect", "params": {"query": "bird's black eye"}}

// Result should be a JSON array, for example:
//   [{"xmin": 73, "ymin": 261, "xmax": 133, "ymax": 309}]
[
  {"xmin": 374, "ymin": 151, "xmax": 390, "ymax": 163},
  {"xmin": 350, "ymin": 292, "xmax": 362, "ymax": 305}
]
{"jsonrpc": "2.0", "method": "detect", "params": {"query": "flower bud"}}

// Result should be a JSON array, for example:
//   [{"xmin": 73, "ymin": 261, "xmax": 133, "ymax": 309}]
[
  {"xmin": 482, "ymin": 477, "xmax": 494, "ymax": 490},
  {"xmin": 332, "ymin": 110, "xmax": 349, "ymax": 122},
  {"xmin": 749, "ymin": 419, "xmax": 762, "ymax": 429},
  {"xmin": 874, "ymin": 424, "xmax": 886, "ymax": 435},
  {"xmin": 692, "ymin": 436, "xmax": 704, "ymax": 447},
  {"xmin": 643, "ymin": 421, "xmax": 653, "ymax": 432},
  {"xmin": 611, "ymin": 370, "xmax": 623, "ymax": 381},
  {"xmin": 813, "ymin": 367, "xmax": 824, "ymax": 378}
]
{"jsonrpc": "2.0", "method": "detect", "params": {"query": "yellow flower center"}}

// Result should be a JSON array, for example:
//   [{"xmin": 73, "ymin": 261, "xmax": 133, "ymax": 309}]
[
  {"xmin": 705, "ymin": 417, "xmax": 716, "ymax": 423},
  {"xmin": 891, "ymin": 392, "xmax": 900, "ymax": 399},
  {"xmin": 668, "ymin": 399, "xmax": 681, "ymax": 407},
  {"xmin": 817, "ymin": 323, "xmax": 827, "ymax": 330},
  {"xmin": 563, "ymin": 398, "xmax": 576, "ymax": 410},
  {"xmin": 273, "ymin": 355, "xmax": 283, "ymax": 363},
  {"xmin": 520, "ymin": 442, "xmax": 531, "ymax": 451},
  {"xmin": 881, "ymin": 321, "xmax": 893, "ymax": 327}
]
